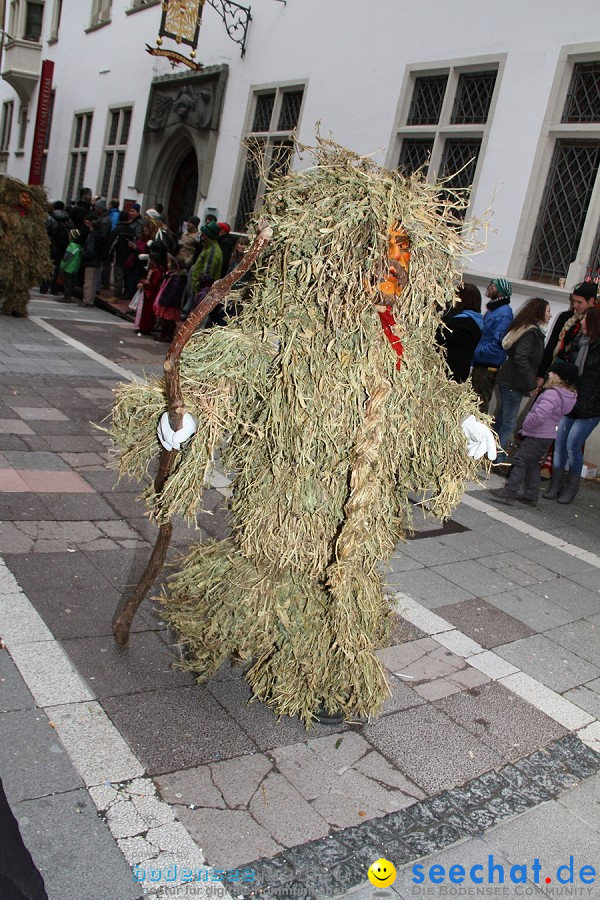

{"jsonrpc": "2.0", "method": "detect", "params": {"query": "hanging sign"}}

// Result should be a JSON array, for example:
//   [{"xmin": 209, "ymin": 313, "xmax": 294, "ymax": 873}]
[
  {"xmin": 146, "ymin": 0, "xmax": 206, "ymax": 70},
  {"xmin": 28, "ymin": 60, "xmax": 54, "ymax": 186}
]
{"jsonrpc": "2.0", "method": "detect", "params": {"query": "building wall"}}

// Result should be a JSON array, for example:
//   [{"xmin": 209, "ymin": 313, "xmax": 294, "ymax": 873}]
[{"xmin": 2, "ymin": 0, "xmax": 600, "ymax": 461}]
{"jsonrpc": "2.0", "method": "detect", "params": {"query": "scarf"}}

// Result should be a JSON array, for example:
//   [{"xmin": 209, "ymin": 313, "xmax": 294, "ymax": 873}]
[{"xmin": 574, "ymin": 334, "xmax": 590, "ymax": 375}]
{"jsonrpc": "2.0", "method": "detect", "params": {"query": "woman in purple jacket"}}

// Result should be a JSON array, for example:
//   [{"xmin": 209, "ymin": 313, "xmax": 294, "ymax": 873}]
[{"xmin": 489, "ymin": 360, "xmax": 578, "ymax": 506}]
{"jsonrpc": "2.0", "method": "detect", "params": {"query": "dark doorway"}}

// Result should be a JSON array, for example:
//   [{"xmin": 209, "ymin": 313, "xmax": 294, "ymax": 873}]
[{"xmin": 168, "ymin": 150, "xmax": 198, "ymax": 232}]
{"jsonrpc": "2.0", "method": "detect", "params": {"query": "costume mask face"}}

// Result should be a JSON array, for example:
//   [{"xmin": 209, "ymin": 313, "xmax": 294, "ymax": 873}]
[
  {"xmin": 19, "ymin": 191, "xmax": 32, "ymax": 214},
  {"xmin": 378, "ymin": 223, "xmax": 410, "ymax": 303}
]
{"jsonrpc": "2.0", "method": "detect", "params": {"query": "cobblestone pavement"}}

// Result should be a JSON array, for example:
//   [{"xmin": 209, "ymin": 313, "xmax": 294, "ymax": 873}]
[{"xmin": 1, "ymin": 297, "xmax": 600, "ymax": 899}]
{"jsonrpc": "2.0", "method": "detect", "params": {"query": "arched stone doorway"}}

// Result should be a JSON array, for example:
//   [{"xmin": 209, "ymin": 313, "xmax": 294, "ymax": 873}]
[{"xmin": 168, "ymin": 150, "xmax": 198, "ymax": 231}]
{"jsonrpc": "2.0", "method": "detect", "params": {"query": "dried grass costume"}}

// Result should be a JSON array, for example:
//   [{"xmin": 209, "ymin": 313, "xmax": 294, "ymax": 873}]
[
  {"xmin": 112, "ymin": 143, "xmax": 488, "ymax": 724},
  {"xmin": 0, "ymin": 177, "xmax": 52, "ymax": 317}
]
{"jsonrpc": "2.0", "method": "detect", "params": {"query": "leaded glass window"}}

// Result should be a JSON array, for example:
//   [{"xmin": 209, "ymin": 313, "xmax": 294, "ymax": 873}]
[
  {"xmin": 562, "ymin": 62, "xmax": 600, "ymax": 124},
  {"xmin": 235, "ymin": 86, "xmax": 304, "ymax": 230},
  {"xmin": 525, "ymin": 140, "xmax": 600, "ymax": 284},
  {"xmin": 439, "ymin": 138, "xmax": 482, "ymax": 219},
  {"xmin": 99, "ymin": 107, "xmax": 132, "ymax": 201},
  {"xmin": 398, "ymin": 138, "xmax": 434, "ymax": 175},
  {"xmin": 407, "ymin": 75, "xmax": 448, "ymax": 125},
  {"xmin": 450, "ymin": 71, "xmax": 497, "ymax": 124},
  {"xmin": 66, "ymin": 112, "xmax": 93, "ymax": 203}
]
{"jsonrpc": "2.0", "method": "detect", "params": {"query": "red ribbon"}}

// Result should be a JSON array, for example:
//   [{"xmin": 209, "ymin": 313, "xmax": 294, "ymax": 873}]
[{"xmin": 377, "ymin": 307, "xmax": 404, "ymax": 369}]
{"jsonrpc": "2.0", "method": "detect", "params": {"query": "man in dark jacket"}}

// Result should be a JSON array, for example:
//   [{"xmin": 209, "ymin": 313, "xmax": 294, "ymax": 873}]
[
  {"xmin": 81, "ymin": 199, "xmax": 111, "ymax": 306},
  {"xmin": 537, "ymin": 281, "xmax": 598, "ymax": 382},
  {"xmin": 41, "ymin": 201, "xmax": 73, "ymax": 294},
  {"xmin": 471, "ymin": 278, "xmax": 513, "ymax": 412}
]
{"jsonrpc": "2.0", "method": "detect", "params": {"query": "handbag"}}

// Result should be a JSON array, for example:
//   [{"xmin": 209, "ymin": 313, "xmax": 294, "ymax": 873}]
[{"xmin": 129, "ymin": 286, "xmax": 144, "ymax": 312}]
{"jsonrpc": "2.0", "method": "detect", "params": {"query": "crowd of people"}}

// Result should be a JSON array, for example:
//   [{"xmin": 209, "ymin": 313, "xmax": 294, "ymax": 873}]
[
  {"xmin": 437, "ymin": 276, "xmax": 600, "ymax": 506},
  {"xmin": 40, "ymin": 188, "xmax": 250, "ymax": 342}
]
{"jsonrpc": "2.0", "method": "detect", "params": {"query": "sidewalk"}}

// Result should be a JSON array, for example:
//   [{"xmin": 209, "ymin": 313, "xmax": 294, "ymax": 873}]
[{"xmin": 1, "ymin": 296, "xmax": 600, "ymax": 899}]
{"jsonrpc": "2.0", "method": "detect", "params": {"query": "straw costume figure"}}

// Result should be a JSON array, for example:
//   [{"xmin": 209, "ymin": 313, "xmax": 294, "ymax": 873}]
[
  {"xmin": 111, "ymin": 141, "xmax": 496, "ymax": 725},
  {"xmin": 0, "ymin": 176, "xmax": 52, "ymax": 317}
]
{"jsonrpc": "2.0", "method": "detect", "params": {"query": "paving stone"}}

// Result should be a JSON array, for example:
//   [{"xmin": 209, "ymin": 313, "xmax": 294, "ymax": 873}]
[
  {"xmin": 0, "ymin": 521, "xmax": 35, "ymax": 552},
  {"xmin": 0, "ymin": 417, "xmax": 35, "ymax": 434},
  {"xmin": 14, "ymin": 789, "xmax": 141, "ymax": 900},
  {"xmin": 379, "ymin": 674, "xmax": 426, "ymax": 716},
  {"xmin": 0, "ymin": 707, "xmax": 83, "ymax": 802},
  {"xmin": 563, "ymin": 680, "xmax": 600, "ymax": 719},
  {"xmin": 207, "ymin": 676, "xmax": 347, "ymax": 751},
  {"xmin": 0, "ymin": 432, "xmax": 30, "ymax": 450},
  {"xmin": 549, "ymin": 733, "xmax": 600, "ymax": 780},
  {"xmin": 44, "ymin": 435, "xmax": 107, "ymax": 452},
  {"xmin": 249, "ymin": 772, "xmax": 329, "ymax": 848},
  {"xmin": 510, "ymin": 747, "xmax": 583, "ymax": 796},
  {"xmin": 524, "ymin": 576, "xmax": 600, "ymax": 620},
  {"xmin": 495, "ymin": 633, "xmax": 600, "ymax": 693},
  {"xmin": 569, "ymin": 569, "xmax": 600, "ymax": 593},
  {"xmin": 558, "ymin": 771, "xmax": 600, "ymax": 831},
  {"xmin": 500, "ymin": 671, "xmax": 593, "ymax": 731},
  {"xmin": 468, "ymin": 650, "xmax": 519, "ymax": 679},
  {"xmin": 1, "ymin": 449, "xmax": 70, "ymax": 470},
  {"xmin": 377, "ymin": 638, "xmax": 466, "ymax": 682},
  {"xmin": 0, "ymin": 648, "xmax": 36, "ymax": 711},
  {"xmin": 393, "ymin": 594, "xmax": 453, "ymax": 636},
  {"xmin": 36, "ymin": 493, "xmax": 122, "ymax": 522},
  {"xmin": 544, "ymin": 621, "xmax": 600, "ymax": 667},
  {"xmin": 363, "ymin": 705, "xmax": 503, "ymax": 795},
  {"xmin": 481, "ymin": 800, "xmax": 600, "ymax": 892},
  {"xmin": 431, "ymin": 559, "xmax": 523, "ymax": 598},
  {"xmin": 177, "ymin": 806, "xmax": 284, "ymax": 868},
  {"xmin": 12, "ymin": 407, "xmax": 68, "ymax": 420},
  {"xmin": 8, "ymin": 640, "xmax": 94, "ymax": 707},
  {"xmin": 395, "ymin": 538, "xmax": 467, "ymax": 566},
  {"xmin": 18, "ymin": 469, "xmax": 96, "ymax": 493},
  {"xmin": 440, "ymin": 597, "xmax": 536, "ymax": 649},
  {"xmin": 62, "ymin": 630, "xmax": 194, "ymax": 697},
  {"xmin": 518, "ymin": 544, "xmax": 598, "ymax": 577},
  {"xmin": 156, "ymin": 755, "xmax": 268, "ymax": 811},
  {"xmin": 386, "ymin": 570, "xmax": 475, "ymax": 609},
  {"xmin": 435, "ymin": 680, "xmax": 567, "ymax": 762},
  {"xmin": 0, "ymin": 589, "xmax": 54, "ymax": 645},
  {"xmin": 3, "ymin": 551, "xmax": 152, "ymax": 639},
  {"xmin": 384, "ymin": 552, "xmax": 425, "ymax": 574},
  {"xmin": 486, "ymin": 587, "xmax": 579, "ymax": 631},
  {"xmin": 102, "ymin": 685, "xmax": 257, "ymax": 774}
]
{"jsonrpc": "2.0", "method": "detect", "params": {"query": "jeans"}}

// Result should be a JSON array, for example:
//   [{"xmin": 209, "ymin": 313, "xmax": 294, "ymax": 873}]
[
  {"xmin": 553, "ymin": 416, "xmax": 600, "ymax": 475},
  {"xmin": 493, "ymin": 386, "xmax": 526, "ymax": 463}
]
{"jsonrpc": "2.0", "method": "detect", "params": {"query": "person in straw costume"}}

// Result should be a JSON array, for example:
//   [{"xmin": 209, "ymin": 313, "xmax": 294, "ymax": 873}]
[{"xmin": 111, "ymin": 140, "xmax": 496, "ymax": 725}]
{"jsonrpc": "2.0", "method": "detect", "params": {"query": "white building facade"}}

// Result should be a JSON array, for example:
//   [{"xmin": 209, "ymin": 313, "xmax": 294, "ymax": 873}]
[{"xmin": 1, "ymin": 1, "xmax": 600, "ymax": 454}]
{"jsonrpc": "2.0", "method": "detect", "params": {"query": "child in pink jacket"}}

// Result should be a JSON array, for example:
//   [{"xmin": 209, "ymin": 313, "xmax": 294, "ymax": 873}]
[{"xmin": 489, "ymin": 360, "xmax": 578, "ymax": 506}]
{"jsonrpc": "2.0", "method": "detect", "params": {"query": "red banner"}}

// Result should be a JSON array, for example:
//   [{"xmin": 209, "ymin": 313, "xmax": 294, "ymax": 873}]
[{"xmin": 28, "ymin": 59, "xmax": 54, "ymax": 186}]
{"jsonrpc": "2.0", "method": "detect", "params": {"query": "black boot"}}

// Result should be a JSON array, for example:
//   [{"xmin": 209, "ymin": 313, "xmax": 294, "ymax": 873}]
[
  {"xmin": 557, "ymin": 472, "xmax": 580, "ymax": 504},
  {"xmin": 542, "ymin": 468, "xmax": 565, "ymax": 500}
]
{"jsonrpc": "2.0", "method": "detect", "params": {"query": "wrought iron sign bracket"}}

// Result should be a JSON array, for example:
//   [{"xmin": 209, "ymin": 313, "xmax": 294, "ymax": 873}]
[{"xmin": 207, "ymin": 0, "xmax": 252, "ymax": 57}]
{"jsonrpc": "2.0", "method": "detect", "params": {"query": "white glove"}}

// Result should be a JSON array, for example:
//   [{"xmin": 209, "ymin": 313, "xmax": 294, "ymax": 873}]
[
  {"xmin": 157, "ymin": 411, "xmax": 197, "ymax": 452},
  {"xmin": 461, "ymin": 415, "xmax": 497, "ymax": 461}
]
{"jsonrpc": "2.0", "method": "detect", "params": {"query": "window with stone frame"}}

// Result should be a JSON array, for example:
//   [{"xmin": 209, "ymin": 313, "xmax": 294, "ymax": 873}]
[
  {"xmin": 233, "ymin": 85, "xmax": 305, "ymax": 232},
  {"xmin": 90, "ymin": 0, "xmax": 111, "ymax": 26},
  {"xmin": 49, "ymin": 0, "xmax": 63, "ymax": 40},
  {"xmin": 525, "ymin": 59, "xmax": 600, "ymax": 285},
  {"xmin": 24, "ymin": 1, "xmax": 44, "ymax": 41},
  {"xmin": 99, "ymin": 106, "xmax": 132, "ymax": 201},
  {"xmin": 17, "ymin": 103, "xmax": 28, "ymax": 151},
  {"xmin": 396, "ymin": 65, "xmax": 498, "ymax": 219},
  {"xmin": 1, "ymin": 101, "xmax": 14, "ymax": 153},
  {"xmin": 65, "ymin": 111, "xmax": 93, "ymax": 203}
]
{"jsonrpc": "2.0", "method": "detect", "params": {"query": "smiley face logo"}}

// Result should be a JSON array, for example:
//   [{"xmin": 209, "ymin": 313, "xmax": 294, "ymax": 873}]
[{"xmin": 367, "ymin": 858, "xmax": 397, "ymax": 888}]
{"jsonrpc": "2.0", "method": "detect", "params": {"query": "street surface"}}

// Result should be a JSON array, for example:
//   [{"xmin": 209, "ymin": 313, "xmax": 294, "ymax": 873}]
[{"xmin": 1, "ymin": 291, "xmax": 599, "ymax": 899}]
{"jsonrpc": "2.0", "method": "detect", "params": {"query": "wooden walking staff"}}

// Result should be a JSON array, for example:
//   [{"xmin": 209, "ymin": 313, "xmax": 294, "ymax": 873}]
[{"xmin": 112, "ymin": 221, "xmax": 274, "ymax": 647}]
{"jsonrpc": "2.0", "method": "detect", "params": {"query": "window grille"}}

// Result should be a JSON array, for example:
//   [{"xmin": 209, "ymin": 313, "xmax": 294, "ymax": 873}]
[
  {"xmin": 252, "ymin": 94, "xmax": 275, "ymax": 132},
  {"xmin": 451, "ymin": 71, "xmax": 497, "ymax": 124},
  {"xmin": 66, "ymin": 112, "xmax": 93, "ymax": 202},
  {"xmin": 17, "ymin": 105, "xmax": 29, "ymax": 150},
  {"xmin": 234, "ymin": 86, "xmax": 304, "ymax": 231},
  {"xmin": 398, "ymin": 138, "xmax": 434, "ymax": 175},
  {"xmin": 99, "ymin": 107, "xmax": 132, "ymax": 201},
  {"xmin": 24, "ymin": 2, "xmax": 44, "ymax": 41},
  {"xmin": 562, "ymin": 62, "xmax": 600, "ymax": 124},
  {"xmin": 1, "ymin": 101, "xmax": 14, "ymax": 153},
  {"xmin": 439, "ymin": 138, "xmax": 482, "ymax": 219},
  {"xmin": 525, "ymin": 139, "xmax": 600, "ymax": 284},
  {"xmin": 406, "ymin": 75, "xmax": 448, "ymax": 125}
]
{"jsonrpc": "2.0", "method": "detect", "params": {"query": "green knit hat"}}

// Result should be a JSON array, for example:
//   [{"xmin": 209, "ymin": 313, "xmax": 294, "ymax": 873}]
[{"xmin": 491, "ymin": 277, "xmax": 512, "ymax": 298}]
